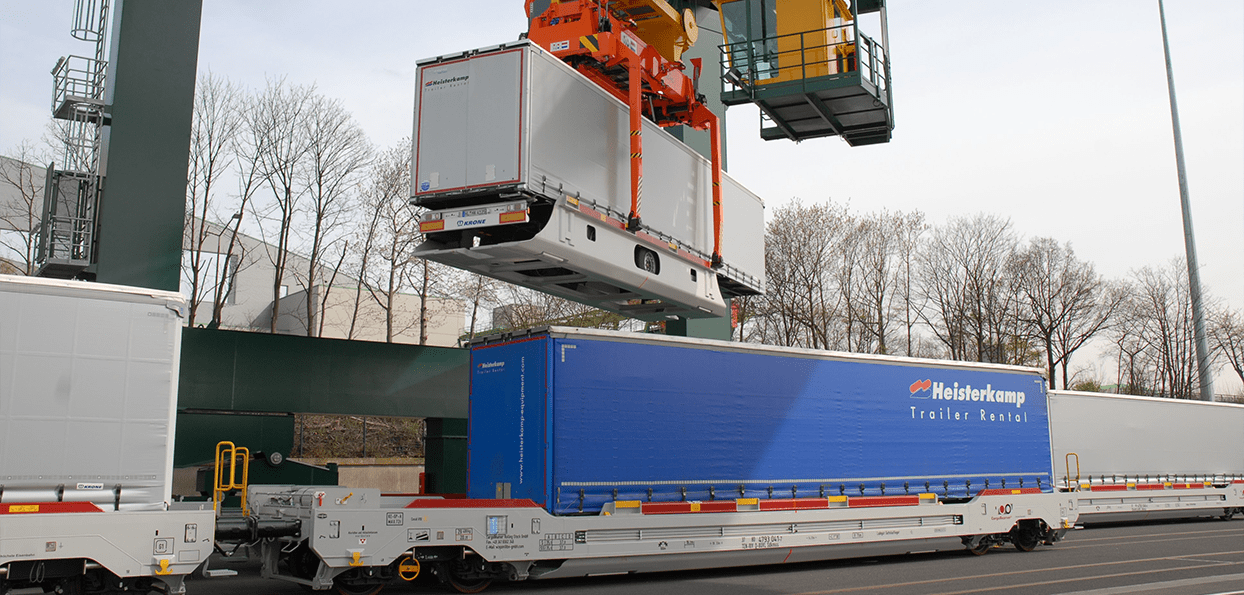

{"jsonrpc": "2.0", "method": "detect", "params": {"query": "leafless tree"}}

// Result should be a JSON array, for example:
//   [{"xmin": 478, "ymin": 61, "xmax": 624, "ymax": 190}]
[
  {"xmin": 0, "ymin": 142, "xmax": 48, "ymax": 275},
  {"xmin": 732, "ymin": 295, "xmax": 762, "ymax": 342},
  {"xmin": 1208, "ymin": 307, "xmax": 1244, "ymax": 388},
  {"xmin": 455, "ymin": 271, "xmax": 503, "ymax": 343},
  {"xmin": 1123, "ymin": 261, "xmax": 1203, "ymax": 398},
  {"xmin": 852, "ymin": 210, "xmax": 909, "ymax": 354},
  {"xmin": 356, "ymin": 140, "xmax": 422, "ymax": 343},
  {"xmin": 488, "ymin": 283, "xmax": 629, "ymax": 332},
  {"xmin": 917, "ymin": 213, "xmax": 1019, "ymax": 363},
  {"xmin": 893, "ymin": 210, "xmax": 926, "ymax": 356},
  {"xmin": 1014, "ymin": 238, "xmax": 1124, "ymax": 388},
  {"xmin": 1109, "ymin": 287, "xmax": 1150, "ymax": 395},
  {"xmin": 298, "ymin": 93, "xmax": 372, "ymax": 337},
  {"xmin": 247, "ymin": 78, "xmax": 315, "ymax": 333},
  {"xmin": 184, "ymin": 72, "xmax": 242, "ymax": 326},
  {"xmin": 206, "ymin": 107, "xmax": 270, "ymax": 329},
  {"xmin": 760, "ymin": 199, "xmax": 853, "ymax": 349}
]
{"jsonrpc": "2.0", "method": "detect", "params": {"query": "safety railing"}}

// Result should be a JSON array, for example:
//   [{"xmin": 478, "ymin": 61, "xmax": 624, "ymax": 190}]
[
  {"xmin": 719, "ymin": 23, "xmax": 889, "ymax": 102},
  {"xmin": 51, "ymin": 55, "xmax": 107, "ymax": 117},
  {"xmin": 36, "ymin": 170, "xmax": 97, "ymax": 266},
  {"xmin": 214, "ymin": 441, "xmax": 251, "ymax": 516}
]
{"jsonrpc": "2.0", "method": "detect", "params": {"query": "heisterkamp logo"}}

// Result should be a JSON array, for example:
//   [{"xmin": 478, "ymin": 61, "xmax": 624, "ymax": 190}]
[
  {"xmin": 907, "ymin": 378, "xmax": 1028, "ymax": 424},
  {"xmin": 425, "ymin": 75, "xmax": 469, "ymax": 88},
  {"xmin": 477, "ymin": 361, "xmax": 505, "ymax": 373}
]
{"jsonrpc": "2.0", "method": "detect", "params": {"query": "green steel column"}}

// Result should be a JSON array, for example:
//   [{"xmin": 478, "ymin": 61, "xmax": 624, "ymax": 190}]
[
  {"xmin": 95, "ymin": 0, "xmax": 202, "ymax": 291},
  {"xmin": 665, "ymin": 307, "xmax": 735, "ymax": 340},
  {"xmin": 425, "ymin": 418, "xmax": 468, "ymax": 494}
]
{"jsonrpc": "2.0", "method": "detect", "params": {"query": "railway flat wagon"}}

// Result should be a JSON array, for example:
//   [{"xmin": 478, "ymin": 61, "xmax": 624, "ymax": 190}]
[
  {"xmin": 1048, "ymin": 390, "xmax": 1244, "ymax": 523},
  {"xmin": 250, "ymin": 328, "xmax": 1075, "ymax": 593}
]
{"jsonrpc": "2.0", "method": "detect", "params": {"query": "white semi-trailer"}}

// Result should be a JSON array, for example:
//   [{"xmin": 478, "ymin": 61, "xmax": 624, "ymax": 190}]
[
  {"xmin": 0, "ymin": 276, "xmax": 215, "ymax": 594},
  {"xmin": 1048, "ymin": 390, "xmax": 1244, "ymax": 523},
  {"xmin": 249, "ymin": 327, "xmax": 1077, "ymax": 594},
  {"xmin": 410, "ymin": 42, "xmax": 766, "ymax": 322}
]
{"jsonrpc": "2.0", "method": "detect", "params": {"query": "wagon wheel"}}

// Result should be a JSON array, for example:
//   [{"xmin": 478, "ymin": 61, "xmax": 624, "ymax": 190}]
[
  {"xmin": 446, "ymin": 573, "xmax": 493, "ymax": 594},
  {"xmin": 1012, "ymin": 523, "xmax": 1042, "ymax": 552}
]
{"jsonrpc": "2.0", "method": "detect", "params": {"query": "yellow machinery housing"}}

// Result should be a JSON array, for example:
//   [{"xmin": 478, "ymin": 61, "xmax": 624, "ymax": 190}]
[{"xmin": 716, "ymin": 0, "xmax": 893, "ymax": 145}]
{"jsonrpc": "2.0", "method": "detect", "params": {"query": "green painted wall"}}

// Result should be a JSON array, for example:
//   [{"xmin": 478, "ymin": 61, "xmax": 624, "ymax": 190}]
[
  {"xmin": 95, "ymin": 0, "xmax": 202, "ymax": 291},
  {"xmin": 425, "ymin": 418, "xmax": 468, "ymax": 494},
  {"xmin": 177, "ymin": 327, "xmax": 469, "ymax": 493},
  {"xmin": 178, "ymin": 327, "xmax": 469, "ymax": 418},
  {"xmin": 174, "ymin": 411, "xmax": 295, "ymax": 467}
]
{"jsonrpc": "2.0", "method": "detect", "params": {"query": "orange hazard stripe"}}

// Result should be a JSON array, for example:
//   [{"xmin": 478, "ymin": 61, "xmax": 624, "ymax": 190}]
[
  {"xmin": 498, "ymin": 211, "xmax": 527, "ymax": 224},
  {"xmin": 0, "ymin": 502, "xmax": 104, "ymax": 514},
  {"xmin": 419, "ymin": 220, "xmax": 445, "ymax": 233}
]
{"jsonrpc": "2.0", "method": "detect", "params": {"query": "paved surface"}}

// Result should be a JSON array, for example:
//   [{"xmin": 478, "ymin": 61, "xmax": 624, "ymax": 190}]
[{"xmin": 186, "ymin": 518, "xmax": 1244, "ymax": 595}]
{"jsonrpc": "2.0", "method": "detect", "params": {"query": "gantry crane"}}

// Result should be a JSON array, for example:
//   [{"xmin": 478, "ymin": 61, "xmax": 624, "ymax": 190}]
[{"xmin": 411, "ymin": 1, "xmax": 891, "ymax": 324}]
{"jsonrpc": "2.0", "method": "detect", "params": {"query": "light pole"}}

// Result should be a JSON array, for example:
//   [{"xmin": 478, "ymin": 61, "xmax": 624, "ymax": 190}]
[{"xmin": 1158, "ymin": 0, "xmax": 1214, "ymax": 401}]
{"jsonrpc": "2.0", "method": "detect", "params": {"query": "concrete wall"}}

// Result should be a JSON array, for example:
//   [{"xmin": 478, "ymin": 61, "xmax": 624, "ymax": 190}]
[{"xmin": 300, "ymin": 458, "xmax": 425, "ymax": 494}]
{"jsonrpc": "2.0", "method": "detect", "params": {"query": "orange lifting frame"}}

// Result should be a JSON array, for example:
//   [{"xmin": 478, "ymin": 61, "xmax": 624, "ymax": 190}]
[{"xmin": 526, "ymin": 0, "xmax": 725, "ymax": 266}]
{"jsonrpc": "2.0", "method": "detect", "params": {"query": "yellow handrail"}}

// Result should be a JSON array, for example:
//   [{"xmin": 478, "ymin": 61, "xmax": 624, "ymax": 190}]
[
  {"xmin": 213, "ymin": 441, "xmax": 250, "ymax": 516},
  {"xmin": 1065, "ymin": 452, "xmax": 1080, "ymax": 490}
]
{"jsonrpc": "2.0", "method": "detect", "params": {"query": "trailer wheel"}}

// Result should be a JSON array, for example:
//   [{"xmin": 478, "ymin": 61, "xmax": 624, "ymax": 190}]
[{"xmin": 968, "ymin": 541, "xmax": 991, "ymax": 556}]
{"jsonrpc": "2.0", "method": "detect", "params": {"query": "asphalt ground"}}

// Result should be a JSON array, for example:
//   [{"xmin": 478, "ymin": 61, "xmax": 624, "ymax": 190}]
[{"xmin": 187, "ymin": 517, "xmax": 1244, "ymax": 595}]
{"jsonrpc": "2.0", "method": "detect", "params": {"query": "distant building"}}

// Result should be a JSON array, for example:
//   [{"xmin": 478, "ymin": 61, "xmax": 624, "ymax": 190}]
[
  {"xmin": 182, "ymin": 219, "xmax": 465, "ymax": 347},
  {"xmin": 0, "ymin": 157, "xmax": 44, "ymax": 232}
]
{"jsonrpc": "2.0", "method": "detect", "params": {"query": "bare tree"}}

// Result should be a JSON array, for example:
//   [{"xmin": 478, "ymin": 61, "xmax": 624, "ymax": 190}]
[
  {"xmin": 183, "ymin": 72, "xmax": 242, "ymax": 326},
  {"xmin": 298, "ymin": 93, "xmax": 372, "ymax": 336},
  {"xmin": 1109, "ymin": 287, "xmax": 1149, "ymax": 395},
  {"xmin": 918, "ymin": 213, "xmax": 1019, "ymax": 363},
  {"xmin": 1014, "ymin": 238, "xmax": 1124, "ymax": 388},
  {"xmin": 1208, "ymin": 307, "xmax": 1244, "ymax": 388},
  {"xmin": 894, "ymin": 210, "xmax": 926, "ymax": 356},
  {"xmin": 356, "ymin": 140, "xmax": 421, "ymax": 343},
  {"xmin": 0, "ymin": 143, "xmax": 48, "ymax": 275},
  {"xmin": 488, "ymin": 283, "xmax": 628, "ymax": 332},
  {"xmin": 207, "ymin": 108, "xmax": 270, "ymax": 329},
  {"xmin": 1124, "ymin": 261, "xmax": 1203, "ymax": 398},
  {"xmin": 852, "ymin": 210, "xmax": 908, "ymax": 354},
  {"xmin": 455, "ymin": 271, "xmax": 503, "ymax": 343},
  {"xmin": 761, "ymin": 199, "xmax": 853, "ymax": 349},
  {"xmin": 247, "ymin": 78, "xmax": 315, "ymax": 333}
]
